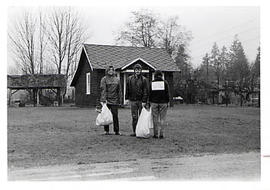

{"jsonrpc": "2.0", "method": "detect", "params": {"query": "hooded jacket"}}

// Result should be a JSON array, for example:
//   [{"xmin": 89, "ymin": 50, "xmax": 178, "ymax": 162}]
[{"xmin": 100, "ymin": 69, "xmax": 122, "ymax": 105}]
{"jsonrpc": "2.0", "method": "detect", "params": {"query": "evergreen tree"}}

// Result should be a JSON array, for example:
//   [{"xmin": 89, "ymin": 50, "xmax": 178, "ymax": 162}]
[
  {"xmin": 228, "ymin": 36, "xmax": 250, "ymax": 83},
  {"xmin": 210, "ymin": 42, "xmax": 222, "ymax": 88},
  {"xmin": 219, "ymin": 46, "xmax": 230, "ymax": 82},
  {"xmin": 174, "ymin": 44, "xmax": 191, "ymax": 78},
  {"xmin": 253, "ymin": 46, "xmax": 260, "ymax": 79},
  {"xmin": 173, "ymin": 44, "xmax": 192, "ymax": 98},
  {"xmin": 228, "ymin": 36, "xmax": 250, "ymax": 106}
]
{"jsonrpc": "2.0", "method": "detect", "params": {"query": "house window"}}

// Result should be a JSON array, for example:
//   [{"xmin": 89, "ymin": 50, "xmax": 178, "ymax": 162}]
[{"xmin": 86, "ymin": 72, "xmax": 91, "ymax": 94}]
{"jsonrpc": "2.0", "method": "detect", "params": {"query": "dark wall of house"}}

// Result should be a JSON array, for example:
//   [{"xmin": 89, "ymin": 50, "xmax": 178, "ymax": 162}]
[
  {"xmin": 74, "ymin": 51, "xmax": 105, "ymax": 107},
  {"xmin": 164, "ymin": 72, "xmax": 174, "ymax": 106}
]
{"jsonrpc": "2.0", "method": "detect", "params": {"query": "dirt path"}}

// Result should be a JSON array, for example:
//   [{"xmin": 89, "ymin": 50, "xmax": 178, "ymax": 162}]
[{"xmin": 8, "ymin": 152, "xmax": 260, "ymax": 181}]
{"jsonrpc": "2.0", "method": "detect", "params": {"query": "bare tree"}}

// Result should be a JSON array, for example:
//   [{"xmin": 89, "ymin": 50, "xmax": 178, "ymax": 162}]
[
  {"xmin": 46, "ymin": 8, "xmax": 88, "ymax": 102},
  {"xmin": 116, "ymin": 9, "xmax": 159, "ymax": 47},
  {"xmin": 9, "ymin": 12, "xmax": 37, "ymax": 74},
  {"xmin": 46, "ymin": 9, "xmax": 68, "ymax": 75},
  {"xmin": 158, "ymin": 16, "xmax": 192, "ymax": 56},
  {"xmin": 38, "ymin": 11, "xmax": 48, "ymax": 74},
  {"xmin": 8, "ymin": 11, "xmax": 39, "ymax": 106},
  {"xmin": 115, "ymin": 9, "xmax": 192, "ymax": 60},
  {"xmin": 8, "ymin": 8, "xmax": 88, "ymax": 106},
  {"xmin": 65, "ymin": 10, "xmax": 87, "ymax": 79}
]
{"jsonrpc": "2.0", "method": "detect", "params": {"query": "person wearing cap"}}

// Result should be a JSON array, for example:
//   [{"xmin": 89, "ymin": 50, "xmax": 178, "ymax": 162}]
[
  {"xmin": 149, "ymin": 70, "xmax": 170, "ymax": 139},
  {"xmin": 125, "ymin": 63, "xmax": 149, "ymax": 136},
  {"xmin": 99, "ymin": 66, "xmax": 122, "ymax": 135}
]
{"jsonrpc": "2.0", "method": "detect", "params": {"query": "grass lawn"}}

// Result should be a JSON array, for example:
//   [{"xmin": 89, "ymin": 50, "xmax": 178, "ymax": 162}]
[{"xmin": 8, "ymin": 104, "xmax": 260, "ymax": 168}]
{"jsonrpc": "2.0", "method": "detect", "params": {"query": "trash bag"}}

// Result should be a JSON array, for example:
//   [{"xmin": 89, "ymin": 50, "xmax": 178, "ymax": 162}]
[
  {"xmin": 96, "ymin": 104, "xmax": 113, "ymax": 126},
  {"xmin": 136, "ymin": 107, "xmax": 153, "ymax": 138}
]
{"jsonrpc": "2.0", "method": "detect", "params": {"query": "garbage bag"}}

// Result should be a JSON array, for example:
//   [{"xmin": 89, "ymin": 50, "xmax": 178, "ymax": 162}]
[
  {"xmin": 96, "ymin": 104, "xmax": 113, "ymax": 126},
  {"xmin": 136, "ymin": 107, "xmax": 153, "ymax": 138}
]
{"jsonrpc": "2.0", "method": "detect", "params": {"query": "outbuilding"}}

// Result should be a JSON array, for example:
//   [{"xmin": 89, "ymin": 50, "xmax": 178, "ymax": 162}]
[{"xmin": 70, "ymin": 44, "xmax": 179, "ymax": 107}]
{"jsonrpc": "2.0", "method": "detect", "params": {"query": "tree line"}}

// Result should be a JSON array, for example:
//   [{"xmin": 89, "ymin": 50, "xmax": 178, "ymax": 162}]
[
  {"xmin": 115, "ymin": 9, "xmax": 260, "ymax": 106},
  {"xmin": 188, "ymin": 37, "xmax": 260, "ymax": 106},
  {"xmin": 8, "ymin": 8, "xmax": 260, "ymax": 106}
]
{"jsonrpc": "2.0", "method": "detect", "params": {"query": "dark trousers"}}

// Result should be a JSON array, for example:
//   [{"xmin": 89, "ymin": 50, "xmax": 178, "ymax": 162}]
[
  {"xmin": 130, "ymin": 100, "xmax": 142, "ymax": 133},
  {"xmin": 104, "ymin": 104, "xmax": 119, "ymax": 133}
]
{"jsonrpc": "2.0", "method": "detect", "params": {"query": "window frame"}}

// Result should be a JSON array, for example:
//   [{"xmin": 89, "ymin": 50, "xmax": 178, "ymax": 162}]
[{"xmin": 86, "ymin": 72, "xmax": 91, "ymax": 95}]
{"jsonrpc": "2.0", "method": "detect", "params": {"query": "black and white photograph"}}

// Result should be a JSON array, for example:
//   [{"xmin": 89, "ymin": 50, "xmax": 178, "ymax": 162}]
[{"xmin": 2, "ymin": 0, "xmax": 270, "ymax": 189}]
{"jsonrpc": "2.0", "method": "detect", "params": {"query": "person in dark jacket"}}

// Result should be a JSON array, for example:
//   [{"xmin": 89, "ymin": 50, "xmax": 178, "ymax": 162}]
[
  {"xmin": 149, "ymin": 70, "xmax": 170, "ymax": 139},
  {"xmin": 125, "ymin": 64, "xmax": 149, "ymax": 136},
  {"xmin": 99, "ymin": 66, "xmax": 122, "ymax": 135}
]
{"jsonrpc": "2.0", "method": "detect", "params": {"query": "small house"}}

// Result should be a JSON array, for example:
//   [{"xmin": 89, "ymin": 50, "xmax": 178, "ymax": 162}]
[{"xmin": 70, "ymin": 44, "xmax": 179, "ymax": 107}]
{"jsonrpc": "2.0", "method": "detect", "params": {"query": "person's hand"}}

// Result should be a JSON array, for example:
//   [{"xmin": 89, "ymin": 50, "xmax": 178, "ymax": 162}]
[
  {"xmin": 125, "ymin": 100, "xmax": 129, "ymax": 105},
  {"xmin": 142, "ymin": 102, "xmax": 146, "ymax": 107},
  {"xmin": 100, "ymin": 101, "xmax": 106, "ymax": 106}
]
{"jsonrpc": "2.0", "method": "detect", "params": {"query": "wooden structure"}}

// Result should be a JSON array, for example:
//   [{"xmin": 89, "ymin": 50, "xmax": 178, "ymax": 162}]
[
  {"xmin": 70, "ymin": 44, "xmax": 179, "ymax": 107},
  {"xmin": 7, "ymin": 74, "xmax": 66, "ymax": 106}
]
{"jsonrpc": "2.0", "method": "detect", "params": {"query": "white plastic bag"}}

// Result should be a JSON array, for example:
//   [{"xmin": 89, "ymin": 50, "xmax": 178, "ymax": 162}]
[
  {"xmin": 136, "ymin": 107, "xmax": 153, "ymax": 138},
  {"xmin": 96, "ymin": 104, "xmax": 113, "ymax": 126}
]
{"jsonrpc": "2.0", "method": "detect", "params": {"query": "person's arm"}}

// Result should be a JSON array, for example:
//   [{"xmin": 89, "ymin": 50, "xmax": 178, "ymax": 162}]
[
  {"xmin": 149, "ymin": 81, "xmax": 152, "ymax": 103},
  {"xmin": 142, "ymin": 77, "xmax": 149, "ymax": 103},
  {"xmin": 100, "ymin": 77, "xmax": 107, "ymax": 103},
  {"xmin": 125, "ymin": 76, "xmax": 130, "ymax": 100},
  {"xmin": 118, "ymin": 78, "xmax": 123, "ymax": 105}
]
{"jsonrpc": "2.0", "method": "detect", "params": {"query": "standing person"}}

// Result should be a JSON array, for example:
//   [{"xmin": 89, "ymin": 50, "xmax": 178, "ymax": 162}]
[
  {"xmin": 100, "ymin": 66, "xmax": 122, "ymax": 135},
  {"xmin": 149, "ymin": 70, "xmax": 170, "ymax": 139},
  {"xmin": 125, "ymin": 64, "xmax": 149, "ymax": 136}
]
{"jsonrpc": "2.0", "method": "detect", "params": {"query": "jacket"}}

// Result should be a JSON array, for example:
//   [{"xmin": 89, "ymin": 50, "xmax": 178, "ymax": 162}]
[
  {"xmin": 149, "ymin": 78, "xmax": 170, "ymax": 103},
  {"xmin": 100, "ymin": 75, "xmax": 122, "ymax": 105},
  {"xmin": 125, "ymin": 74, "xmax": 149, "ymax": 103}
]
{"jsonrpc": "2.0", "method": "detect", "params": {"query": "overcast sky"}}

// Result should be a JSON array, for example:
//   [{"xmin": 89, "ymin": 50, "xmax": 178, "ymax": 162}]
[{"xmin": 8, "ymin": 6, "xmax": 260, "ymax": 69}]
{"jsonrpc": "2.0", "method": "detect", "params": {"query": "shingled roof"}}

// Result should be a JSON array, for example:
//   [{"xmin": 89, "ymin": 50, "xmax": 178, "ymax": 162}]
[
  {"xmin": 8, "ymin": 74, "xmax": 66, "ymax": 89},
  {"xmin": 83, "ymin": 44, "xmax": 179, "ymax": 71}
]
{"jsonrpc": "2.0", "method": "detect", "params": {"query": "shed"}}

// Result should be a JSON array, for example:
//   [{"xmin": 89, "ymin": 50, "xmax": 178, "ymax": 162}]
[
  {"xmin": 70, "ymin": 44, "xmax": 179, "ymax": 107},
  {"xmin": 7, "ymin": 74, "xmax": 66, "ymax": 106}
]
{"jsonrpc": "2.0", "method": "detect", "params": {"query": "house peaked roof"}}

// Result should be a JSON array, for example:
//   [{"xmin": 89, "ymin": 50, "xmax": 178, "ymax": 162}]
[{"xmin": 83, "ymin": 44, "xmax": 179, "ymax": 71}]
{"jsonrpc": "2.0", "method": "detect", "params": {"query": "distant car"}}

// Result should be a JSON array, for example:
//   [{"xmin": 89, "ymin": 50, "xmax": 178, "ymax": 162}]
[
  {"xmin": 173, "ymin": 96, "xmax": 184, "ymax": 104},
  {"xmin": 13, "ymin": 99, "xmax": 21, "ymax": 104},
  {"xmin": 11, "ymin": 99, "xmax": 21, "ymax": 107},
  {"xmin": 251, "ymin": 97, "xmax": 259, "ymax": 105},
  {"xmin": 251, "ymin": 97, "xmax": 259, "ymax": 102}
]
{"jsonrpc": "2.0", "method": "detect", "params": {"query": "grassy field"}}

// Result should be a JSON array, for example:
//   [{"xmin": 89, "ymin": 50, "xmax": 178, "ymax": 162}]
[{"xmin": 8, "ymin": 104, "xmax": 260, "ymax": 168}]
